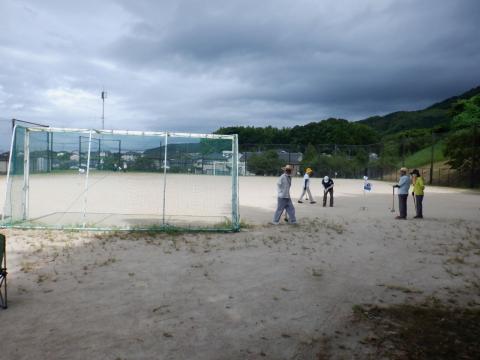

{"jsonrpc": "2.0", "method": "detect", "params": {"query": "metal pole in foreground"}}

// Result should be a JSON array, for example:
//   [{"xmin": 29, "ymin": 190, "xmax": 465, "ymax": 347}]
[
  {"xmin": 82, "ymin": 130, "xmax": 93, "ymax": 228},
  {"xmin": 162, "ymin": 133, "xmax": 168, "ymax": 225}
]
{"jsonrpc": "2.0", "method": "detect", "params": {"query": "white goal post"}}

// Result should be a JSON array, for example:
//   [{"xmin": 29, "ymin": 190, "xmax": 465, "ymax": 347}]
[{"xmin": 2, "ymin": 125, "xmax": 240, "ymax": 231}]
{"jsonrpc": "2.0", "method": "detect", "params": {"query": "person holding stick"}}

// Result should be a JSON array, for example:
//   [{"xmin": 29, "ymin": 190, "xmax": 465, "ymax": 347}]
[
  {"xmin": 322, "ymin": 175, "xmax": 334, "ymax": 207},
  {"xmin": 410, "ymin": 169, "xmax": 425, "ymax": 219},
  {"xmin": 393, "ymin": 167, "xmax": 410, "ymax": 219},
  {"xmin": 298, "ymin": 168, "xmax": 316, "ymax": 204}
]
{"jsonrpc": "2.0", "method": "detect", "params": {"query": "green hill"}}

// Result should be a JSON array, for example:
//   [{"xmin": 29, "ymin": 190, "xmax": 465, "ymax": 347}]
[{"xmin": 358, "ymin": 86, "xmax": 480, "ymax": 135}]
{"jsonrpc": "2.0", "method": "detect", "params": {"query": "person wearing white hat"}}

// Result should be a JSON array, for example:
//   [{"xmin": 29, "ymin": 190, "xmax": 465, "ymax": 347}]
[
  {"xmin": 322, "ymin": 175, "xmax": 334, "ymax": 207},
  {"xmin": 393, "ymin": 167, "xmax": 410, "ymax": 219},
  {"xmin": 272, "ymin": 164, "xmax": 297, "ymax": 225},
  {"xmin": 298, "ymin": 167, "xmax": 316, "ymax": 204}
]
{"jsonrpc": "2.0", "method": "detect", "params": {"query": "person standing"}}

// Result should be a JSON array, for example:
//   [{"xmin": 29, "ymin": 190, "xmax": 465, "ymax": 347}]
[
  {"xmin": 393, "ymin": 167, "xmax": 410, "ymax": 219},
  {"xmin": 298, "ymin": 168, "xmax": 316, "ymax": 204},
  {"xmin": 410, "ymin": 169, "xmax": 425, "ymax": 218},
  {"xmin": 322, "ymin": 175, "xmax": 334, "ymax": 207},
  {"xmin": 272, "ymin": 164, "xmax": 297, "ymax": 225}
]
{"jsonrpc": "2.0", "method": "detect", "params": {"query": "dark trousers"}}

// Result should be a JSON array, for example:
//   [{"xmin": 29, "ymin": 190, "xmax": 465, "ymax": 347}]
[
  {"xmin": 398, "ymin": 194, "xmax": 408, "ymax": 218},
  {"xmin": 415, "ymin": 195, "xmax": 424, "ymax": 217},
  {"xmin": 323, "ymin": 188, "xmax": 334, "ymax": 207}
]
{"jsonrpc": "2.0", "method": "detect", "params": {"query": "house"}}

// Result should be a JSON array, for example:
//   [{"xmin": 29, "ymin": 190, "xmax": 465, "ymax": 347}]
[{"xmin": 0, "ymin": 152, "xmax": 9, "ymax": 174}]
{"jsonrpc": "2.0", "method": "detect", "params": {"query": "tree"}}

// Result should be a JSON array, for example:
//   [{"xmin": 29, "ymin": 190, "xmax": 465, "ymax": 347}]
[
  {"xmin": 300, "ymin": 143, "xmax": 318, "ymax": 172},
  {"xmin": 451, "ymin": 95, "xmax": 480, "ymax": 129},
  {"xmin": 247, "ymin": 150, "xmax": 283, "ymax": 176},
  {"xmin": 444, "ymin": 95, "xmax": 480, "ymax": 186}
]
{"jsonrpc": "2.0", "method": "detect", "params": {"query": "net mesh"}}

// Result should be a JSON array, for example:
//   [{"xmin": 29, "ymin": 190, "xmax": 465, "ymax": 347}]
[{"xmin": 1, "ymin": 126, "xmax": 239, "ymax": 231}]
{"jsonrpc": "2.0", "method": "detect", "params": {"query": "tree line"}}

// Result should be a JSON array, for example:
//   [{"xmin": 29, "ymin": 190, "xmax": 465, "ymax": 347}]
[{"xmin": 214, "ymin": 91, "xmax": 480, "ymax": 186}]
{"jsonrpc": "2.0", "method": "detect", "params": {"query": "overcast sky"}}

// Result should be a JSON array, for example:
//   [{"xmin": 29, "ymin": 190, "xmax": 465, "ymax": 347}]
[{"xmin": 0, "ymin": 0, "xmax": 479, "ymax": 139}]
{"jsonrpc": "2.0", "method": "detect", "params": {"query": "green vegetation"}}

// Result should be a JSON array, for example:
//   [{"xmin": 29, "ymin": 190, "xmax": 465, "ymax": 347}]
[
  {"xmin": 359, "ymin": 86, "xmax": 480, "ymax": 135},
  {"xmin": 214, "ymin": 86, "xmax": 480, "ymax": 185},
  {"xmin": 400, "ymin": 139, "xmax": 446, "ymax": 168},
  {"xmin": 444, "ymin": 95, "xmax": 480, "ymax": 179},
  {"xmin": 247, "ymin": 150, "xmax": 284, "ymax": 176},
  {"xmin": 216, "ymin": 118, "xmax": 380, "ymax": 148}
]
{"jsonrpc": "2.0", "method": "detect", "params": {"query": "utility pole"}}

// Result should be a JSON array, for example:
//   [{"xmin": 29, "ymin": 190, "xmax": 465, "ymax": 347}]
[
  {"xmin": 101, "ymin": 90, "xmax": 107, "ymax": 130},
  {"xmin": 471, "ymin": 123, "xmax": 478, "ymax": 188},
  {"xmin": 401, "ymin": 137, "xmax": 405, "ymax": 167},
  {"xmin": 429, "ymin": 131, "xmax": 435, "ymax": 185}
]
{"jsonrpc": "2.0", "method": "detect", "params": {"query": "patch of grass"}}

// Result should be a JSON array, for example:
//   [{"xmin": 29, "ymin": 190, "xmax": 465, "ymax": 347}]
[
  {"xmin": 382, "ymin": 284, "xmax": 423, "ymax": 294},
  {"xmin": 401, "ymin": 139, "xmax": 446, "ymax": 168},
  {"xmin": 445, "ymin": 256, "xmax": 466, "ymax": 264},
  {"xmin": 352, "ymin": 303, "xmax": 480, "ymax": 359},
  {"xmin": 311, "ymin": 268, "xmax": 323, "ymax": 277},
  {"xmin": 20, "ymin": 261, "xmax": 36, "ymax": 273},
  {"xmin": 97, "ymin": 257, "xmax": 117, "ymax": 267}
]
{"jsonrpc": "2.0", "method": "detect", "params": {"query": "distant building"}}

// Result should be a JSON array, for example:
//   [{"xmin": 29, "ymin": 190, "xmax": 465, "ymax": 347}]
[{"xmin": 0, "ymin": 152, "xmax": 9, "ymax": 174}]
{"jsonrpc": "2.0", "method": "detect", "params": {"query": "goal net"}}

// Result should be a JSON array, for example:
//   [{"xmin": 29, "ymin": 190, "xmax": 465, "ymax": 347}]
[{"xmin": 1, "ymin": 125, "xmax": 239, "ymax": 231}]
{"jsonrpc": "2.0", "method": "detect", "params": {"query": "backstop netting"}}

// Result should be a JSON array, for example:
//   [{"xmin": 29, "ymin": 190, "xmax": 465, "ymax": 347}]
[{"xmin": 1, "ymin": 125, "xmax": 239, "ymax": 231}]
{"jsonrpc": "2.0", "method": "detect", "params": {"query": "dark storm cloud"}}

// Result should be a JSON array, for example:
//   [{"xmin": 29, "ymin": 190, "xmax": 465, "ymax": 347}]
[{"xmin": 0, "ymin": 0, "xmax": 479, "ymax": 135}]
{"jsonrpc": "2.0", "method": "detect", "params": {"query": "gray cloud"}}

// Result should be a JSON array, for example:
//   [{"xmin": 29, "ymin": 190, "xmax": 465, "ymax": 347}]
[{"xmin": 0, "ymin": 0, "xmax": 479, "ymax": 143}]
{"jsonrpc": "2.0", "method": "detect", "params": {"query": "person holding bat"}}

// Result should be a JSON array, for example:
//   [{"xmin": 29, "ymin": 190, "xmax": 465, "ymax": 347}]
[
  {"xmin": 410, "ymin": 169, "xmax": 425, "ymax": 219},
  {"xmin": 322, "ymin": 175, "xmax": 334, "ymax": 207},
  {"xmin": 298, "ymin": 167, "xmax": 316, "ymax": 204}
]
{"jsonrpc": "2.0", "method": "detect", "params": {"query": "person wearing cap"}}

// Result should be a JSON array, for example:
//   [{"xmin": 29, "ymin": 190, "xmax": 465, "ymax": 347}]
[
  {"xmin": 410, "ymin": 169, "xmax": 425, "ymax": 218},
  {"xmin": 321, "ymin": 175, "xmax": 334, "ymax": 207},
  {"xmin": 393, "ymin": 167, "xmax": 410, "ymax": 219},
  {"xmin": 272, "ymin": 164, "xmax": 297, "ymax": 225},
  {"xmin": 298, "ymin": 168, "xmax": 316, "ymax": 204}
]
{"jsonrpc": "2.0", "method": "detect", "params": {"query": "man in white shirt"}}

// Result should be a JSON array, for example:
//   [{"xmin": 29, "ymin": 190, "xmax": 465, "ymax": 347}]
[
  {"xmin": 298, "ymin": 167, "xmax": 316, "ymax": 204},
  {"xmin": 272, "ymin": 164, "xmax": 297, "ymax": 225}
]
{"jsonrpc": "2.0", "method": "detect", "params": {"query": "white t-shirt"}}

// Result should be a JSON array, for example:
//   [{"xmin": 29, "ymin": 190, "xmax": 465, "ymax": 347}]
[{"xmin": 302, "ymin": 173, "xmax": 310, "ymax": 189}]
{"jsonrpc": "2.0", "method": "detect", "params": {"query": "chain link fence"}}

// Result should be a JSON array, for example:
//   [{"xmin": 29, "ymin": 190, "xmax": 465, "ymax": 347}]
[{"xmin": 238, "ymin": 128, "xmax": 479, "ymax": 188}]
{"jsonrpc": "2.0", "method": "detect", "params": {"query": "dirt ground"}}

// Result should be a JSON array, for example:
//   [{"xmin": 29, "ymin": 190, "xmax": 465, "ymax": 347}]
[{"xmin": 1, "ymin": 175, "xmax": 480, "ymax": 359}]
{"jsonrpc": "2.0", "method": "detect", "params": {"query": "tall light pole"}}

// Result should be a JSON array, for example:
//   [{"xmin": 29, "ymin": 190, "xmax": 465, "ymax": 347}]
[{"xmin": 101, "ymin": 90, "xmax": 107, "ymax": 129}]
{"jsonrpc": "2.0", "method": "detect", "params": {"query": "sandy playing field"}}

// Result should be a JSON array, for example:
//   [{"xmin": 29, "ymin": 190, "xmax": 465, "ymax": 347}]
[{"xmin": 1, "ymin": 174, "xmax": 480, "ymax": 358}]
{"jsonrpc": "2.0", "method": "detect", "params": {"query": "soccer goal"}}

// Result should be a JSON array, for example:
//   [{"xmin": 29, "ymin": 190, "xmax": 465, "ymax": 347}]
[{"xmin": 1, "ymin": 125, "xmax": 239, "ymax": 231}]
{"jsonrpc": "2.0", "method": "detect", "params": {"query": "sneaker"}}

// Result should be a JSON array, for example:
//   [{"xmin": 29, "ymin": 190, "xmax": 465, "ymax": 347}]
[
  {"xmin": 395, "ymin": 216, "xmax": 406, "ymax": 220},
  {"xmin": 270, "ymin": 221, "xmax": 280, "ymax": 225},
  {"xmin": 310, "ymin": 201, "xmax": 316, "ymax": 204},
  {"xmin": 298, "ymin": 200, "xmax": 303, "ymax": 203},
  {"xmin": 413, "ymin": 216, "xmax": 423, "ymax": 219}
]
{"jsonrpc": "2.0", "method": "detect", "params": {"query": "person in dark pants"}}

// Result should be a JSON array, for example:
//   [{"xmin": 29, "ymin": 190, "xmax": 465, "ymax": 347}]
[
  {"xmin": 410, "ymin": 169, "xmax": 425, "ymax": 218},
  {"xmin": 393, "ymin": 167, "xmax": 410, "ymax": 219},
  {"xmin": 322, "ymin": 176, "xmax": 334, "ymax": 207}
]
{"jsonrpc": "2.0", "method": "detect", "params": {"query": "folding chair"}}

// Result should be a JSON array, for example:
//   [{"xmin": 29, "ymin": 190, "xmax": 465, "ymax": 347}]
[{"xmin": 0, "ymin": 234, "xmax": 7, "ymax": 309}]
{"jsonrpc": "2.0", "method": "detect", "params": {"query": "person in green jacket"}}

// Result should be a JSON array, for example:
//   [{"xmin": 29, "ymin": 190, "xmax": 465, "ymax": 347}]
[{"xmin": 410, "ymin": 169, "xmax": 425, "ymax": 218}]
